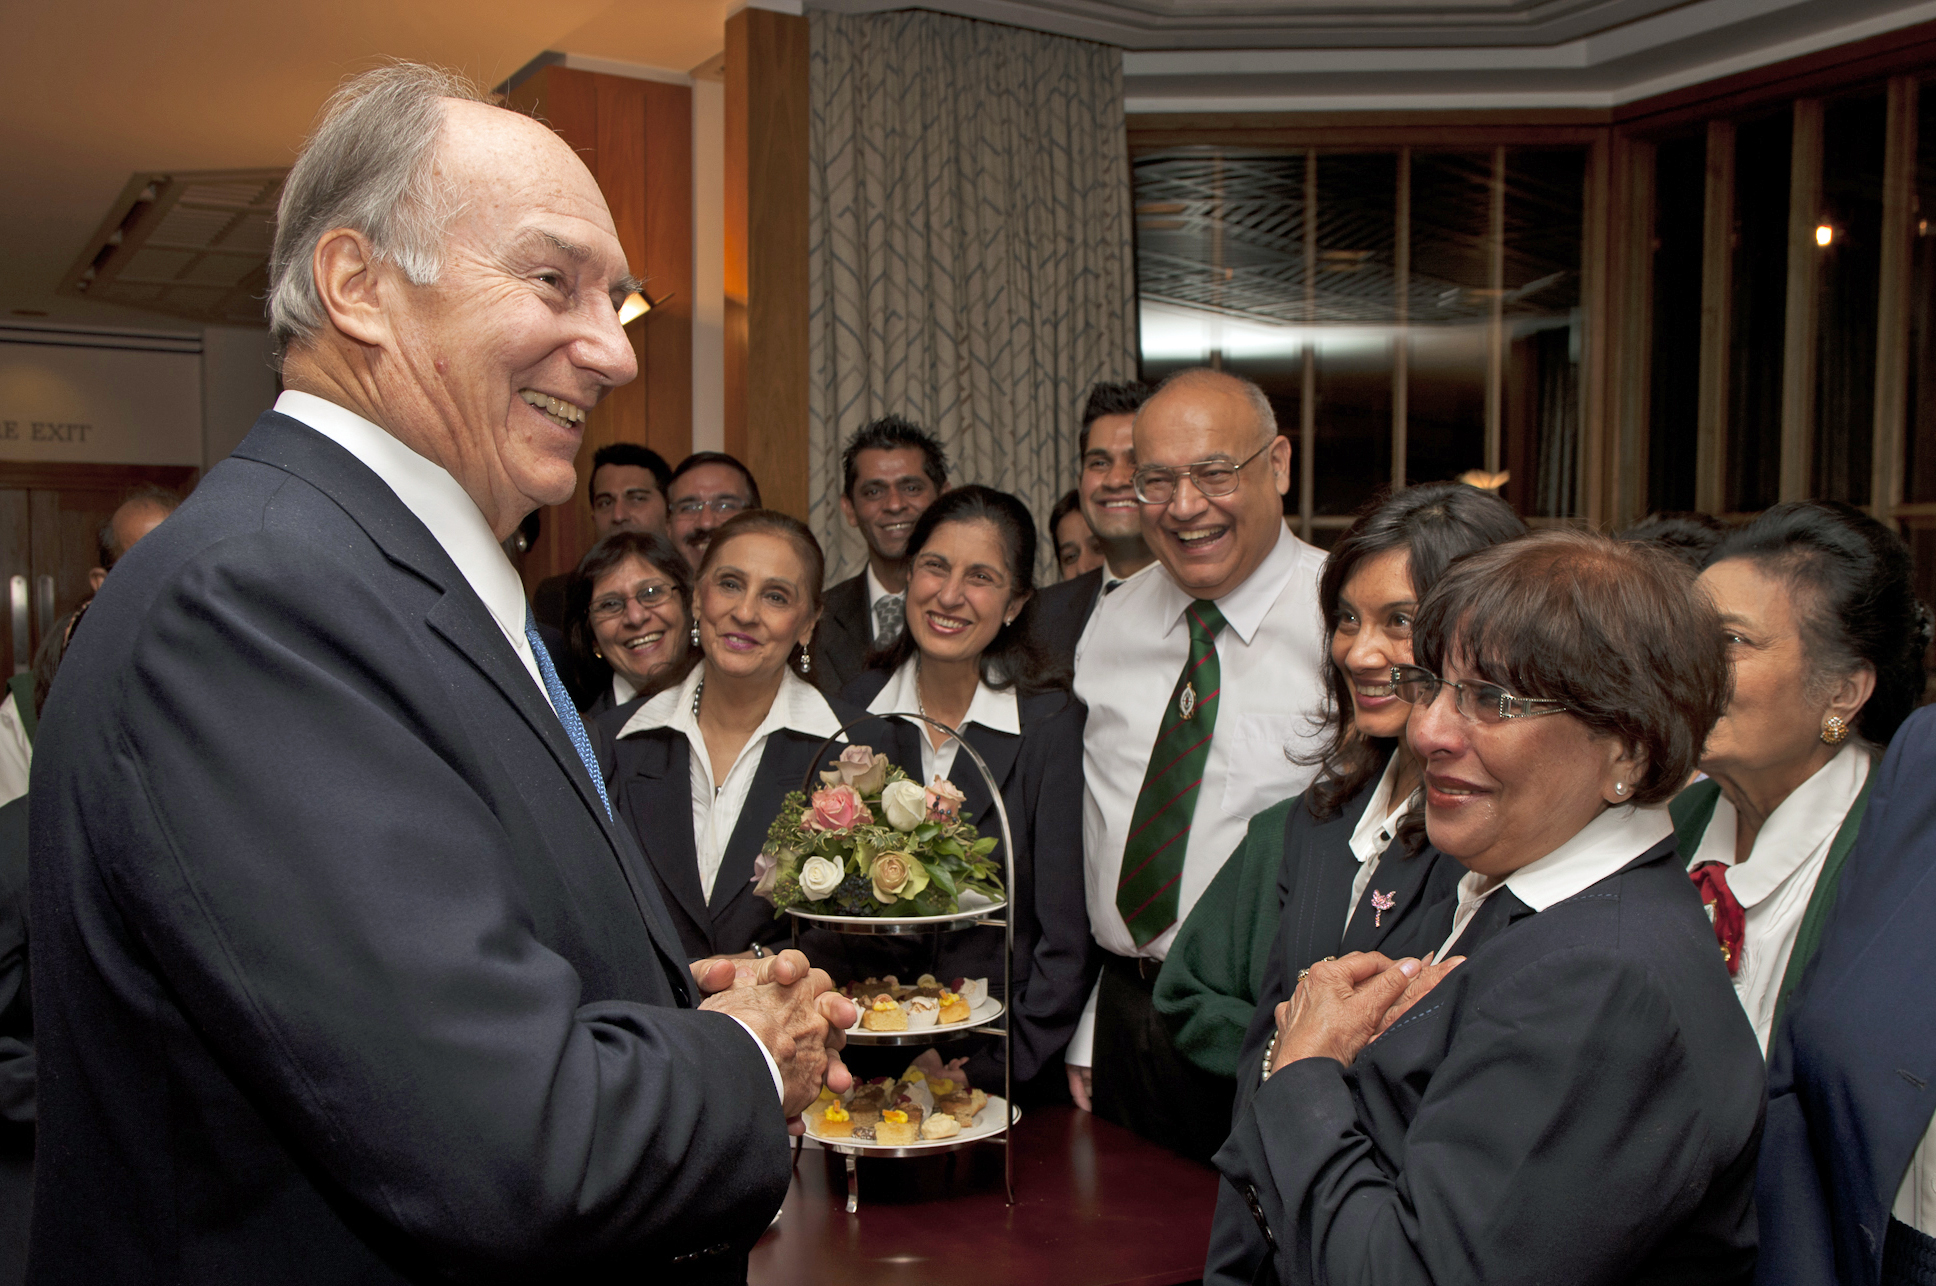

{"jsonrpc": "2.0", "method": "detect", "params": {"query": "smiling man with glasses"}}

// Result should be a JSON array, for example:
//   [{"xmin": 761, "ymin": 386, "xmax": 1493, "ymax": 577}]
[
  {"xmin": 1065, "ymin": 367, "xmax": 1329, "ymax": 1164},
  {"xmin": 666, "ymin": 451, "xmax": 761, "ymax": 572}
]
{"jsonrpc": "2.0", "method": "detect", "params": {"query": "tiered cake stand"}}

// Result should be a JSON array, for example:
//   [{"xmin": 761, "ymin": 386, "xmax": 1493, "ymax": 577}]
[{"xmin": 789, "ymin": 712, "xmax": 1018, "ymax": 1213}]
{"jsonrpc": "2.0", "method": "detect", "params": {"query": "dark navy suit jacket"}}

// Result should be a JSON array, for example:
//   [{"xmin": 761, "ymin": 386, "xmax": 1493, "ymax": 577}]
[
  {"xmin": 1758, "ymin": 704, "xmax": 1936, "ymax": 1285},
  {"xmin": 809, "ymin": 573, "xmax": 873, "ymax": 697},
  {"xmin": 835, "ymin": 671, "xmax": 1097, "ymax": 1085},
  {"xmin": 595, "ymin": 692, "xmax": 894, "ymax": 961},
  {"xmin": 26, "ymin": 411, "xmax": 787, "ymax": 1284},
  {"xmin": 1216, "ymin": 837, "xmax": 1765, "ymax": 1286}
]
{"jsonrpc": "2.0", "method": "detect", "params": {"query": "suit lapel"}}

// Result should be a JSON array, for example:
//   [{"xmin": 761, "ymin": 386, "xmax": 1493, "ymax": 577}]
[
  {"xmin": 1443, "ymin": 886, "xmax": 1535, "ymax": 960},
  {"xmin": 955, "ymin": 722, "xmax": 1020, "ymax": 828},
  {"xmin": 618, "ymin": 733, "xmax": 712, "ymax": 936},
  {"xmin": 714, "ymin": 733, "xmax": 814, "ymax": 929}
]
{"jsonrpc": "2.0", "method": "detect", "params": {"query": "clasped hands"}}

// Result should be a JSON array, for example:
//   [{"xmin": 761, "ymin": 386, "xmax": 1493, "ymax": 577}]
[
  {"xmin": 1269, "ymin": 950, "xmax": 1464, "ymax": 1076},
  {"xmin": 692, "ymin": 951, "xmax": 857, "ymax": 1134}
]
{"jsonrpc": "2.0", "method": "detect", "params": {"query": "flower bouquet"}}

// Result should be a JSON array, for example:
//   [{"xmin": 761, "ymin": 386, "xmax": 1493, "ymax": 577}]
[{"xmin": 753, "ymin": 745, "xmax": 1005, "ymax": 919}]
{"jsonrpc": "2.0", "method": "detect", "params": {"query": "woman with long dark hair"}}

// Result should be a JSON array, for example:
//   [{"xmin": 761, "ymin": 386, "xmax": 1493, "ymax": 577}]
[{"xmin": 837, "ymin": 486, "xmax": 1093, "ymax": 1096}]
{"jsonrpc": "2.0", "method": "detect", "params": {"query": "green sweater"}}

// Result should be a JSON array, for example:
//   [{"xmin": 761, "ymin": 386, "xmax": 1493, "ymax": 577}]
[{"xmin": 1152, "ymin": 797, "xmax": 1297, "ymax": 1079}]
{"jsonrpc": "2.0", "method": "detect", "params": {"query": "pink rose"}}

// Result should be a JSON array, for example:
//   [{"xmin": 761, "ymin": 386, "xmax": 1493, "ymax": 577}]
[
  {"xmin": 751, "ymin": 848, "xmax": 783, "ymax": 900},
  {"xmin": 805, "ymin": 784, "xmax": 872, "ymax": 832},
  {"xmin": 925, "ymin": 777, "xmax": 967, "ymax": 823}
]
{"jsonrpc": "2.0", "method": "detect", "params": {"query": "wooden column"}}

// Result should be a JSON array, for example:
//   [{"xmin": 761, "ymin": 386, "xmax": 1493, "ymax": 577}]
[
  {"xmin": 1873, "ymin": 76, "xmax": 1919, "ymax": 527},
  {"xmin": 510, "ymin": 66, "xmax": 694, "ymax": 587},
  {"xmin": 1696, "ymin": 120, "xmax": 1736, "ymax": 515},
  {"xmin": 1779, "ymin": 98, "xmax": 1825, "ymax": 501},
  {"xmin": 725, "ymin": 6, "xmax": 811, "ymax": 521},
  {"xmin": 1580, "ymin": 130, "xmax": 1616, "ymax": 528}
]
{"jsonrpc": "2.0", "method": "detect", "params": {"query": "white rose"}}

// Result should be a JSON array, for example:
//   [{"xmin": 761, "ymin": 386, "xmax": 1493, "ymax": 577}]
[
  {"xmin": 880, "ymin": 779, "xmax": 928, "ymax": 832},
  {"xmin": 798, "ymin": 855, "xmax": 844, "ymax": 901}
]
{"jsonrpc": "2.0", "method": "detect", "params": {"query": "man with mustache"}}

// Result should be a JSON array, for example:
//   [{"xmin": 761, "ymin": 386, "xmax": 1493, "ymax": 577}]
[{"xmin": 1063, "ymin": 368, "xmax": 1327, "ymax": 1164}]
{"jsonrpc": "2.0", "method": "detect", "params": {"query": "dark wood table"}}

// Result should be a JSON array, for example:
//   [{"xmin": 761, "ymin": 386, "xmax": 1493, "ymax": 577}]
[{"xmin": 748, "ymin": 1106, "xmax": 1219, "ymax": 1286}]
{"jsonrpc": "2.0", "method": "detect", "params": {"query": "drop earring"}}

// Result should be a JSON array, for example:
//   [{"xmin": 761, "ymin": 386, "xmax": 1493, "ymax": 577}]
[
  {"xmin": 690, "ymin": 622, "xmax": 701, "ymax": 648},
  {"xmin": 1821, "ymin": 714, "xmax": 1850, "ymax": 745},
  {"xmin": 798, "ymin": 645, "xmax": 812, "ymax": 675}
]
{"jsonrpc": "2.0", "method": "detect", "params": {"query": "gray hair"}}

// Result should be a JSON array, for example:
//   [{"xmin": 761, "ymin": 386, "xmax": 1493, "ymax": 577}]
[
  {"xmin": 1144, "ymin": 367, "xmax": 1280, "ymax": 448},
  {"xmin": 267, "ymin": 62, "xmax": 491, "ymax": 353}
]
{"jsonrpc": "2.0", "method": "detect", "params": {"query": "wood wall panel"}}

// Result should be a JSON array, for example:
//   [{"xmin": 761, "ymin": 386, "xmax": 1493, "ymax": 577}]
[
  {"xmin": 509, "ymin": 66, "xmax": 694, "ymax": 589},
  {"xmin": 726, "ymin": 7, "xmax": 812, "ymax": 522},
  {"xmin": 1780, "ymin": 99, "xmax": 1824, "ymax": 501}
]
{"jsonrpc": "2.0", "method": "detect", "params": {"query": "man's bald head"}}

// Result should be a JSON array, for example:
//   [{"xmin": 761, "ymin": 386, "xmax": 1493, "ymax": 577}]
[{"xmin": 1131, "ymin": 366, "xmax": 1292, "ymax": 600}]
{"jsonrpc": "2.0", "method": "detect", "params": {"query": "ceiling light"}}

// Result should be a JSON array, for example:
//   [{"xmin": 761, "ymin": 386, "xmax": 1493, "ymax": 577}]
[
  {"xmin": 618, "ymin": 291, "xmax": 652, "ymax": 325},
  {"xmin": 1815, "ymin": 223, "xmax": 1834, "ymax": 247}
]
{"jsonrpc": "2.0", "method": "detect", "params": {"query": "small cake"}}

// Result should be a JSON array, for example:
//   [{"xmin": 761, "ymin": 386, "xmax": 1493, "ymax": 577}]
[
  {"xmin": 916, "ymin": 973, "xmax": 940, "ymax": 989},
  {"xmin": 953, "ymin": 977, "xmax": 989, "ymax": 1009},
  {"xmin": 851, "ymin": 1123, "xmax": 877, "ymax": 1141},
  {"xmin": 816, "ymin": 1102, "xmax": 853, "ymax": 1138},
  {"xmin": 812, "ymin": 1084, "xmax": 840, "ymax": 1111},
  {"xmin": 876, "ymin": 1109, "xmax": 917, "ymax": 1145},
  {"xmin": 937, "ymin": 991, "xmax": 970, "ymax": 1024},
  {"xmin": 905, "ymin": 995, "xmax": 940, "ymax": 1029},
  {"xmin": 890, "ymin": 1094, "xmax": 925, "ymax": 1125},
  {"xmin": 936, "ymin": 1088, "xmax": 990, "ymax": 1125},
  {"xmin": 920, "ymin": 1114, "xmax": 962, "ymax": 1140},
  {"xmin": 926, "ymin": 1077, "xmax": 956, "ymax": 1098},
  {"xmin": 859, "ymin": 994, "xmax": 907, "ymax": 1031}
]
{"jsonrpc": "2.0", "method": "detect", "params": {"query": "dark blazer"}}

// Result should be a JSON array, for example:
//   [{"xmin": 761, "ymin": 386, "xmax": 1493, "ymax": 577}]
[
  {"xmin": 0, "ymin": 798, "xmax": 32, "ymax": 1286},
  {"xmin": 596, "ymin": 689, "xmax": 893, "ymax": 961},
  {"xmin": 1215, "ymin": 837, "xmax": 1765, "ymax": 1286},
  {"xmin": 26, "ymin": 411, "xmax": 788, "ymax": 1284},
  {"xmin": 810, "ymin": 572, "xmax": 873, "ymax": 697},
  {"xmin": 1204, "ymin": 763, "xmax": 1463, "ymax": 1286},
  {"xmin": 1029, "ymin": 567, "xmax": 1102, "ymax": 668},
  {"xmin": 1758, "ymin": 704, "xmax": 1936, "ymax": 1286},
  {"xmin": 832, "ymin": 670, "xmax": 1097, "ymax": 1086}
]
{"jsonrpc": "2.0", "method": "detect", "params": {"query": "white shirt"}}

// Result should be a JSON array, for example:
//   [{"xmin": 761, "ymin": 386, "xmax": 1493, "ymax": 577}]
[
  {"xmin": 865, "ymin": 565, "xmax": 904, "ymax": 643},
  {"xmin": 276, "ymin": 392, "xmax": 545, "ymax": 697},
  {"xmin": 617, "ymin": 664, "xmax": 844, "ymax": 903},
  {"xmin": 277, "ymin": 393, "xmax": 784, "ymax": 1101},
  {"xmin": 1345, "ymin": 753, "xmax": 1418, "ymax": 936},
  {"xmin": 1898, "ymin": 1120, "xmax": 1936, "ymax": 1237},
  {"xmin": 0, "ymin": 691, "xmax": 31, "ymax": 808},
  {"xmin": 1686, "ymin": 744, "xmax": 1872, "ymax": 1052},
  {"xmin": 610, "ymin": 673, "xmax": 640, "ymax": 707},
  {"xmin": 1434, "ymin": 804, "xmax": 1676, "ymax": 963},
  {"xmin": 1076, "ymin": 523, "xmax": 1328, "ymax": 962},
  {"xmin": 866, "ymin": 656, "xmax": 1021, "ymax": 789}
]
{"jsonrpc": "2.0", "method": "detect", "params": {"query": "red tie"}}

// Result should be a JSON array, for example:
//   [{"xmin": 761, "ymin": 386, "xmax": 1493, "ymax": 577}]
[{"xmin": 1688, "ymin": 862, "xmax": 1745, "ymax": 977}]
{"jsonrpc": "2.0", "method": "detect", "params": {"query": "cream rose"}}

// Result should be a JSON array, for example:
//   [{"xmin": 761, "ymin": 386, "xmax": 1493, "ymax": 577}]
[
  {"xmin": 880, "ymin": 778, "xmax": 928, "ymax": 832},
  {"xmin": 798, "ymin": 855, "xmax": 844, "ymax": 901},
  {"xmin": 869, "ymin": 851, "xmax": 930, "ymax": 904}
]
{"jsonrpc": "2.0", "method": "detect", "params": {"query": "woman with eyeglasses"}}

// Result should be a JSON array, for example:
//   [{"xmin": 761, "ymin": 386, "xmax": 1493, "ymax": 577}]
[
  {"xmin": 565, "ymin": 531, "xmax": 697, "ymax": 721},
  {"xmin": 1215, "ymin": 530, "xmax": 1764, "ymax": 1285},
  {"xmin": 598, "ymin": 510, "xmax": 892, "ymax": 960},
  {"xmin": 837, "ymin": 487, "xmax": 1092, "ymax": 1097},
  {"xmin": 1163, "ymin": 483, "xmax": 1526, "ymax": 1283}
]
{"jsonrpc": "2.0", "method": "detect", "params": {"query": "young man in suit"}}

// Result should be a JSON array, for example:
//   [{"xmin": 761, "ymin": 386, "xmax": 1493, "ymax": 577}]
[
  {"xmin": 810, "ymin": 415, "xmax": 948, "ymax": 695},
  {"xmin": 1030, "ymin": 381, "xmax": 1155, "ymax": 666},
  {"xmin": 529, "ymin": 440, "xmax": 671, "ymax": 631},
  {"xmin": 28, "ymin": 64, "xmax": 853, "ymax": 1284}
]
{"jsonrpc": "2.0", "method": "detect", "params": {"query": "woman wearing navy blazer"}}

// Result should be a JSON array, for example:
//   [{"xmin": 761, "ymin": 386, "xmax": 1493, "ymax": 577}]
[
  {"xmin": 598, "ymin": 511, "xmax": 892, "ymax": 961},
  {"xmin": 838, "ymin": 487, "xmax": 1095, "ymax": 1093}
]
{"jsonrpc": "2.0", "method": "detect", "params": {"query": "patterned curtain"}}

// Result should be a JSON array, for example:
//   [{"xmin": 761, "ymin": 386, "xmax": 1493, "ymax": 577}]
[{"xmin": 807, "ymin": 9, "xmax": 1138, "ymax": 583}]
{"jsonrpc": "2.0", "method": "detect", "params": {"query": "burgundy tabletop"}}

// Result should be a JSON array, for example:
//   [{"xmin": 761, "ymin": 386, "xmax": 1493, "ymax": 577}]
[{"xmin": 748, "ymin": 1106, "xmax": 1220, "ymax": 1286}]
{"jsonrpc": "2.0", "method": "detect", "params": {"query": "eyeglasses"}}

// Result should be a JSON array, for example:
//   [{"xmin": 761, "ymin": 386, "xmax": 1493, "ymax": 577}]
[
  {"xmin": 1389, "ymin": 664, "xmax": 1572, "ymax": 725},
  {"xmin": 673, "ymin": 497, "xmax": 747, "ymax": 518},
  {"xmin": 1132, "ymin": 441, "xmax": 1273, "ymax": 505},
  {"xmin": 589, "ymin": 582, "xmax": 677, "ymax": 621}
]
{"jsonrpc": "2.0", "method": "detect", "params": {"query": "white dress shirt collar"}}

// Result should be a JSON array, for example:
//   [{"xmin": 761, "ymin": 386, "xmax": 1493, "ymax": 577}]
[
  {"xmin": 1348, "ymin": 752, "xmax": 1416, "ymax": 867},
  {"xmin": 867, "ymin": 656, "xmax": 1020, "ymax": 788},
  {"xmin": 1689, "ymin": 743, "xmax": 1869, "ymax": 906},
  {"xmin": 1437, "ymin": 802, "xmax": 1674, "ymax": 960},
  {"xmin": 275, "ymin": 391, "xmax": 542, "ymax": 692},
  {"xmin": 611, "ymin": 673, "xmax": 640, "ymax": 707},
  {"xmin": 1151, "ymin": 524, "xmax": 1304, "ymax": 647},
  {"xmin": 615, "ymin": 662, "xmax": 843, "ymax": 745}
]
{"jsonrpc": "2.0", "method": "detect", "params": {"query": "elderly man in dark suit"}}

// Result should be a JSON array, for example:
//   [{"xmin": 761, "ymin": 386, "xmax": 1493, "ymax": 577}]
[{"xmin": 27, "ymin": 64, "xmax": 853, "ymax": 1285}]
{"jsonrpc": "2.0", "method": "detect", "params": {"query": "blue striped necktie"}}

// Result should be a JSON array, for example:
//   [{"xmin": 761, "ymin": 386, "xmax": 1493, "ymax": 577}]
[{"xmin": 524, "ymin": 608, "xmax": 612, "ymax": 819}]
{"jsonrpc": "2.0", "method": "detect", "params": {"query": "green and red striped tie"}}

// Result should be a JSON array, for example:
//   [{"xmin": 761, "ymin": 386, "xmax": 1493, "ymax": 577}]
[{"xmin": 1116, "ymin": 598, "xmax": 1227, "ymax": 947}]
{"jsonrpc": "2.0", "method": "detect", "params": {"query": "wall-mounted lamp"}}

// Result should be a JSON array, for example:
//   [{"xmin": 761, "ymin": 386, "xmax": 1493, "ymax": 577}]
[
  {"xmin": 618, "ymin": 290, "xmax": 674, "ymax": 326},
  {"xmin": 1815, "ymin": 223, "xmax": 1835, "ymax": 247}
]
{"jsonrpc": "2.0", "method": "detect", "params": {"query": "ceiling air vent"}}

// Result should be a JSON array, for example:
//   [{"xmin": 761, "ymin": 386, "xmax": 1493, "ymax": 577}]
[{"xmin": 59, "ymin": 169, "xmax": 286, "ymax": 327}]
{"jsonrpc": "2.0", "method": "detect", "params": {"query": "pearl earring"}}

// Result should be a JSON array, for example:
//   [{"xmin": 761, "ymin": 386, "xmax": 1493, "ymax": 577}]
[
  {"xmin": 1614, "ymin": 781, "xmax": 1627, "ymax": 796},
  {"xmin": 690, "ymin": 622, "xmax": 701, "ymax": 648},
  {"xmin": 798, "ymin": 645, "xmax": 812, "ymax": 675}
]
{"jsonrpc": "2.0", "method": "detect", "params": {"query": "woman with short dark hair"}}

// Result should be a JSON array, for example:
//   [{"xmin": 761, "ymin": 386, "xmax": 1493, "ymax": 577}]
[
  {"xmin": 1217, "ymin": 530, "xmax": 1764, "ymax": 1285},
  {"xmin": 1675, "ymin": 501, "xmax": 1930, "ymax": 1051},
  {"xmin": 565, "ymin": 530, "xmax": 695, "ymax": 719}
]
